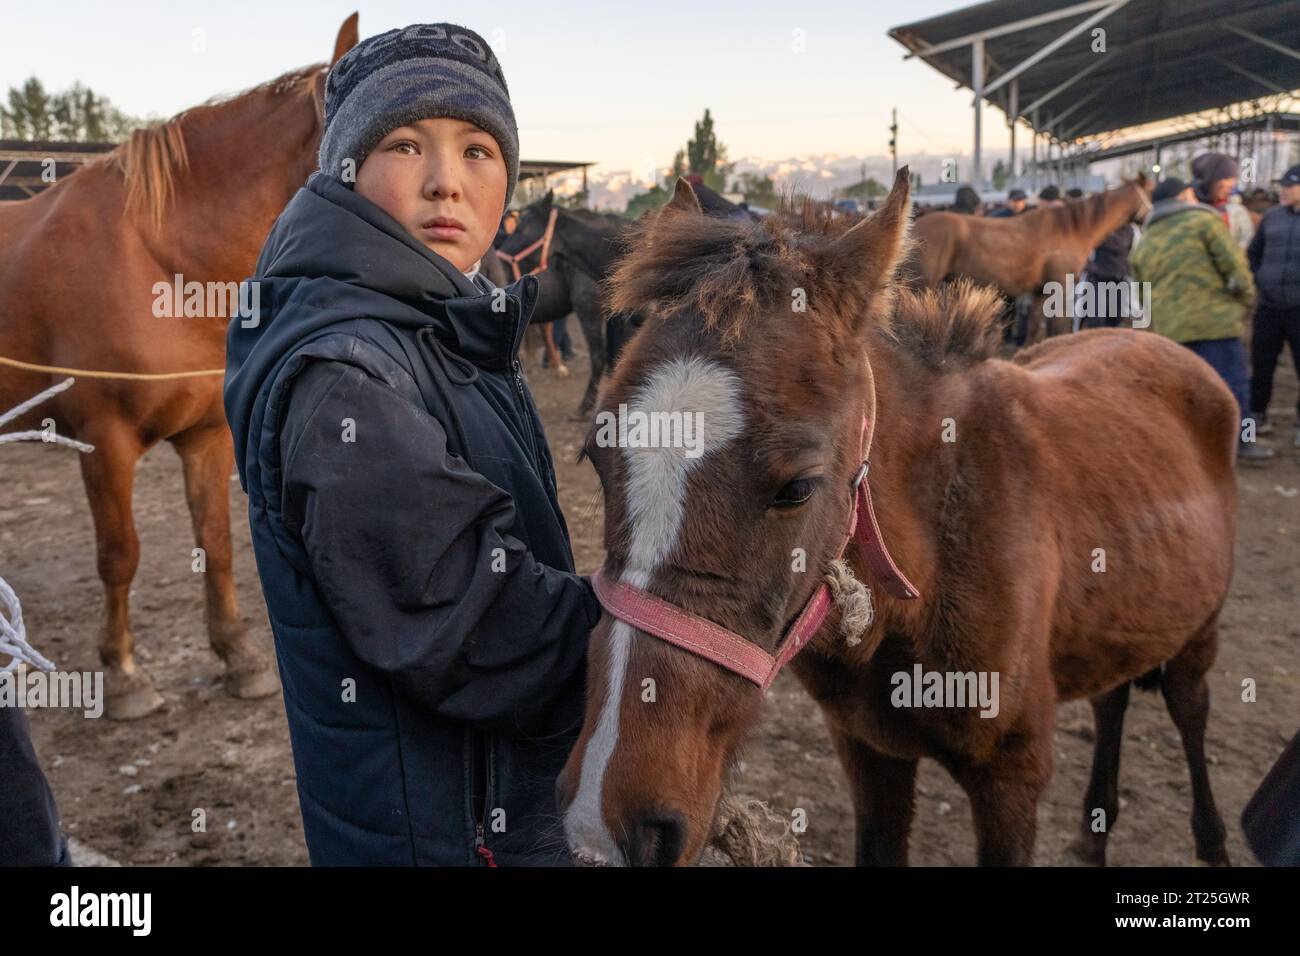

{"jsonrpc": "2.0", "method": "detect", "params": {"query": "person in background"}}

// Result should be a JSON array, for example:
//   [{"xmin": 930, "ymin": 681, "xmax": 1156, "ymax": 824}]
[
  {"xmin": 1065, "ymin": 187, "xmax": 1085, "ymax": 200},
  {"xmin": 1247, "ymin": 163, "xmax": 1300, "ymax": 450},
  {"xmin": 1079, "ymin": 210, "xmax": 1138, "ymax": 330},
  {"xmin": 1130, "ymin": 177, "xmax": 1274, "ymax": 463},
  {"xmin": 1192, "ymin": 151, "xmax": 1254, "ymax": 249},
  {"xmin": 1038, "ymin": 184, "xmax": 1064, "ymax": 207},
  {"xmin": 988, "ymin": 188, "xmax": 1027, "ymax": 218},
  {"xmin": 952, "ymin": 184, "xmax": 982, "ymax": 215}
]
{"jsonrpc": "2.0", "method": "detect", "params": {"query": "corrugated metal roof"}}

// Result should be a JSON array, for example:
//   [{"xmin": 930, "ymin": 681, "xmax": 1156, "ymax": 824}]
[{"xmin": 890, "ymin": 0, "xmax": 1300, "ymax": 140}]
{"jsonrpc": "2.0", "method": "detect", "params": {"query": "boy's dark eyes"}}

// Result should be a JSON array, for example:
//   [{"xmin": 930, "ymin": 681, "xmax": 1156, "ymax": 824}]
[{"xmin": 385, "ymin": 141, "xmax": 494, "ymax": 160}]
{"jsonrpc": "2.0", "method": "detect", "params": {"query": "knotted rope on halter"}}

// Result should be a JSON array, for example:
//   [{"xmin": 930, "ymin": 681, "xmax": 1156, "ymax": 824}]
[{"xmin": 0, "ymin": 377, "xmax": 96, "ymax": 674}]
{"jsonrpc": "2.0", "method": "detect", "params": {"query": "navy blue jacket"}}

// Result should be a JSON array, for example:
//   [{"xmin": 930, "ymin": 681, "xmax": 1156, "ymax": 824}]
[
  {"xmin": 224, "ymin": 172, "xmax": 600, "ymax": 866},
  {"xmin": 1248, "ymin": 203, "xmax": 1300, "ymax": 308}
]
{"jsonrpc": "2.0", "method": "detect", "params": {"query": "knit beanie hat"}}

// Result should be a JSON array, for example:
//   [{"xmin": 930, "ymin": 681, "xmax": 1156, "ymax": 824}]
[
  {"xmin": 318, "ymin": 23, "xmax": 519, "ymax": 210},
  {"xmin": 1191, "ymin": 152, "xmax": 1238, "ymax": 186}
]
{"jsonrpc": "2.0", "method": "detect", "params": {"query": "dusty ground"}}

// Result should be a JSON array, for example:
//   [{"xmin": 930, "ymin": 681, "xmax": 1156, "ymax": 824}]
[{"xmin": 3, "ymin": 334, "xmax": 1298, "ymax": 866}]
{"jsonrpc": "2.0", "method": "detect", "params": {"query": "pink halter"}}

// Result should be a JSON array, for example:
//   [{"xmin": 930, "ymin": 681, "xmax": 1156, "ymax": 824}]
[{"xmin": 591, "ymin": 416, "xmax": 919, "ymax": 692}]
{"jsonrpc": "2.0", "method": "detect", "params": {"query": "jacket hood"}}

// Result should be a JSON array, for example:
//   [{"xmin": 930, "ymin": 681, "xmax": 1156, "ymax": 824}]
[
  {"xmin": 224, "ymin": 172, "xmax": 535, "ymax": 487},
  {"xmin": 1144, "ymin": 198, "xmax": 1220, "ymax": 229}
]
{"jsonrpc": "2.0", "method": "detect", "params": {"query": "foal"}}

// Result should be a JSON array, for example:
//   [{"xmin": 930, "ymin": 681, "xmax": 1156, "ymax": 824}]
[{"xmin": 558, "ymin": 169, "xmax": 1237, "ymax": 866}]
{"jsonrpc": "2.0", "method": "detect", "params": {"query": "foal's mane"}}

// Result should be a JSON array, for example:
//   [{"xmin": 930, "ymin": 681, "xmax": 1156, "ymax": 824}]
[
  {"xmin": 606, "ymin": 199, "xmax": 859, "ymax": 344},
  {"xmin": 882, "ymin": 280, "xmax": 1005, "ymax": 370},
  {"xmin": 103, "ymin": 64, "xmax": 325, "ymax": 231}
]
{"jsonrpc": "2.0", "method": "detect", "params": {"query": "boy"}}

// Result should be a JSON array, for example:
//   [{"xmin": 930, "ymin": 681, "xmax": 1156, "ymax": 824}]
[{"xmin": 224, "ymin": 23, "xmax": 600, "ymax": 865}]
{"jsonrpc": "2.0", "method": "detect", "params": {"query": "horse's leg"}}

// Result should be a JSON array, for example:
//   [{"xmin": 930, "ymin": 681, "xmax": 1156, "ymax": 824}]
[
  {"xmin": 1069, "ymin": 681, "xmax": 1131, "ymax": 865},
  {"xmin": 1160, "ymin": 623, "xmax": 1230, "ymax": 866},
  {"xmin": 79, "ymin": 424, "xmax": 163, "ymax": 720},
  {"xmin": 171, "ymin": 425, "xmax": 279, "ymax": 699},
  {"xmin": 951, "ymin": 717, "xmax": 1055, "ymax": 866},
  {"xmin": 542, "ymin": 322, "xmax": 568, "ymax": 377},
  {"xmin": 1024, "ymin": 293, "xmax": 1048, "ymax": 345},
  {"xmin": 573, "ymin": 302, "xmax": 606, "ymax": 418},
  {"xmin": 828, "ymin": 728, "xmax": 918, "ymax": 866}
]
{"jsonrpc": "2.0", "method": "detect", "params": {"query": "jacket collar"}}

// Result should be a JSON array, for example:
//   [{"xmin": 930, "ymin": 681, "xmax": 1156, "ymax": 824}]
[{"xmin": 1144, "ymin": 198, "xmax": 1219, "ymax": 229}]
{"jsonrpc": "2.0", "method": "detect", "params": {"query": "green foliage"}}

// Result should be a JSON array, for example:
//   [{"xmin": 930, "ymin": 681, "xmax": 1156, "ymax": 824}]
[
  {"xmin": 734, "ymin": 171, "xmax": 778, "ymax": 207},
  {"xmin": 992, "ymin": 158, "xmax": 1009, "ymax": 190},
  {"xmin": 840, "ymin": 178, "xmax": 886, "ymax": 200},
  {"xmin": 1, "ymin": 76, "xmax": 141, "ymax": 142},
  {"xmin": 624, "ymin": 183, "xmax": 670, "ymax": 219}
]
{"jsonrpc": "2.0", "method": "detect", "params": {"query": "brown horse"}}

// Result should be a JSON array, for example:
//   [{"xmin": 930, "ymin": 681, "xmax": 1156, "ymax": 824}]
[
  {"xmin": 908, "ymin": 176, "xmax": 1152, "ymax": 341},
  {"xmin": 0, "ymin": 15, "xmax": 359, "ymax": 719},
  {"xmin": 557, "ymin": 168, "xmax": 1237, "ymax": 866}
]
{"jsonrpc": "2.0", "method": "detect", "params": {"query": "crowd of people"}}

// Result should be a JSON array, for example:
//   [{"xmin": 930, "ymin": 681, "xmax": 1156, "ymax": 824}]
[{"xmin": 948, "ymin": 152, "xmax": 1300, "ymax": 466}]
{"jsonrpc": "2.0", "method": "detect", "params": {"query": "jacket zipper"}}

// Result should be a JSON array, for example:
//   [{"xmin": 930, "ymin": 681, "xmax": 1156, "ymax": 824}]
[
  {"xmin": 512, "ymin": 358, "xmax": 543, "ymax": 467},
  {"xmin": 472, "ymin": 729, "xmax": 497, "ymax": 867}
]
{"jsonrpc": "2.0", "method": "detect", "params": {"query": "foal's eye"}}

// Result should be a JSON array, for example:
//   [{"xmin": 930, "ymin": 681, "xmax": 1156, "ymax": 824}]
[{"xmin": 772, "ymin": 477, "xmax": 822, "ymax": 509}]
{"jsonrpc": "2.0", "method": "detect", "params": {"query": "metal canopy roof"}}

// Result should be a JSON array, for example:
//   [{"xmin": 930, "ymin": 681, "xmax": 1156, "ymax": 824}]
[{"xmin": 890, "ymin": 0, "xmax": 1300, "ymax": 142}]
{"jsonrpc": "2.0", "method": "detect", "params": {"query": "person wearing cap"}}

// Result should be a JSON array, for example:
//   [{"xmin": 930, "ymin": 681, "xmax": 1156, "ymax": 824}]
[
  {"xmin": 1038, "ymin": 184, "xmax": 1064, "ymax": 207},
  {"xmin": 1130, "ymin": 177, "xmax": 1274, "ymax": 463},
  {"xmin": 224, "ymin": 23, "xmax": 601, "ymax": 865},
  {"xmin": 1192, "ymin": 151, "xmax": 1255, "ymax": 249},
  {"xmin": 1246, "ymin": 163, "xmax": 1300, "ymax": 447},
  {"xmin": 988, "ymin": 188, "xmax": 1027, "ymax": 218}
]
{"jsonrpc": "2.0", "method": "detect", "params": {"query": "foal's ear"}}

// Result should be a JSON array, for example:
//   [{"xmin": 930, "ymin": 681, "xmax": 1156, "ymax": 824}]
[
  {"xmin": 817, "ymin": 165, "xmax": 912, "ymax": 332},
  {"xmin": 331, "ymin": 12, "xmax": 359, "ymax": 66},
  {"xmin": 664, "ymin": 177, "xmax": 703, "ymax": 216}
]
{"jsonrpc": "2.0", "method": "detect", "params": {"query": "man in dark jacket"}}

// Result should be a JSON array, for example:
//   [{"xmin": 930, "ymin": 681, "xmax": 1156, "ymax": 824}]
[
  {"xmin": 224, "ymin": 23, "xmax": 600, "ymax": 866},
  {"xmin": 1247, "ymin": 163, "xmax": 1300, "ymax": 447}
]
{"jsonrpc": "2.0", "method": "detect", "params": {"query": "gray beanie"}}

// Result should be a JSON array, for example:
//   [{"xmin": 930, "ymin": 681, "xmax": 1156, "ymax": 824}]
[{"xmin": 318, "ymin": 23, "xmax": 519, "ymax": 210}]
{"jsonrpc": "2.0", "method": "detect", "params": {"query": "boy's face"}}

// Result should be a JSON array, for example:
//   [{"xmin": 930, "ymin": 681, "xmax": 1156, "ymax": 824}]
[{"xmin": 356, "ymin": 117, "xmax": 508, "ymax": 272}]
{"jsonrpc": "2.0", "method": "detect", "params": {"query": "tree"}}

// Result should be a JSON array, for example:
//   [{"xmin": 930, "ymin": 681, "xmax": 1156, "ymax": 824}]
[
  {"xmin": 677, "ymin": 108, "xmax": 734, "ymax": 192},
  {"xmin": 1, "ymin": 76, "xmax": 141, "ymax": 142},
  {"xmin": 840, "ymin": 178, "xmax": 886, "ymax": 201},
  {"xmin": 624, "ymin": 183, "xmax": 670, "ymax": 219},
  {"xmin": 2, "ymin": 77, "xmax": 53, "ymax": 140},
  {"xmin": 558, "ymin": 189, "xmax": 589, "ymax": 210},
  {"xmin": 992, "ymin": 158, "xmax": 1009, "ymax": 190},
  {"xmin": 733, "ymin": 171, "xmax": 778, "ymax": 207}
]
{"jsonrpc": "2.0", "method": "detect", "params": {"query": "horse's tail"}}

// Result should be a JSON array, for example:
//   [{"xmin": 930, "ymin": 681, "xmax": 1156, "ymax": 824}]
[{"xmin": 1134, "ymin": 666, "xmax": 1163, "ymax": 692}]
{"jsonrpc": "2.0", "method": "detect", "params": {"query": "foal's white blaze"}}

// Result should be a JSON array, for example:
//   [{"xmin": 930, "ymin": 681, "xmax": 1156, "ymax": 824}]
[{"xmin": 565, "ymin": 356, "xmax": 744, "ymax": 865}]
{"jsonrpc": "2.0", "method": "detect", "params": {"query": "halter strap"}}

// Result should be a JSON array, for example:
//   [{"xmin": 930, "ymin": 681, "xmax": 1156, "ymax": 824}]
[
  {"xmin": 592, "ymin": 412, "xmax": 919, "ymax": 691},
  {"xmin": 495, "ymin": 208, "xmax": 558, "ymax": 280}
]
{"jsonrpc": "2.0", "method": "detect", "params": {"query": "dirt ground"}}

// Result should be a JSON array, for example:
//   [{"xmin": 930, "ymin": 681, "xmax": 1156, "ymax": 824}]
[{"xmin": 3, "ymin": 330, "xmax": 1298, "ymax": 867}]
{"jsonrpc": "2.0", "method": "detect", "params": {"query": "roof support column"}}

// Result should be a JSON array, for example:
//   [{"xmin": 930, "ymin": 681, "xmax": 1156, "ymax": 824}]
[{"xmin": 972, "ymin": 36, "xmax": 985, "ymax": 191}]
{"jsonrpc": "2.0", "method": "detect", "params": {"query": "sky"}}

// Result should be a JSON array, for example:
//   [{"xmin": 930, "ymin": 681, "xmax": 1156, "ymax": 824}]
[{"xmin": 0, "ymin": 0, "xmax": 1020, "ymax": 179}]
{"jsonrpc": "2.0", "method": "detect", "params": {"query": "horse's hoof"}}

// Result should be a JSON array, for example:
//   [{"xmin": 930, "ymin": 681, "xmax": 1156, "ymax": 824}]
[
  {"xmin": 1066, "ymin": 834, "xmax": 1106, "ymax": 866},
  {"xmin": 224, "ymin": 660, "xmax": 280, "ymax": 700},
  {"xmin": 104, "ymin": 669, "xmax": 165, "ymax": 721}
]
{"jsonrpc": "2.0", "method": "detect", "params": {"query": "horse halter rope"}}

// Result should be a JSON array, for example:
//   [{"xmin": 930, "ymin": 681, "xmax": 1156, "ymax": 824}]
[
  {"xmin": 495, "ymin": 208, "xmax": 559, "ymax": 280},
  {"xmin": 592, "ymin": 397, "xmax": 920, "ymax": 692}
]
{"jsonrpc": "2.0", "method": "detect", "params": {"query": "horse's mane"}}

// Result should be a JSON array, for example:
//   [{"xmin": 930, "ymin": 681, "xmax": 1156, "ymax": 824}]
[
  {"xmin": 607, "ymin": 197, "xmax": 856, "ymax": 344},
  {"xmin": 105, "ymin": 64, "xmax": 324, "ymax": 231},
  {"xmin": 882, "ymin": 280, "xmax": 1004, "ymax": 370}
]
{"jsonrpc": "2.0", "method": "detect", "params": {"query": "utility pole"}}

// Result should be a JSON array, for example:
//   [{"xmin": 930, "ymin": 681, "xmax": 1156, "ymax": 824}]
[{"xmin": 889, "ymin": 108, "xmax": 898, "ymax": 176}]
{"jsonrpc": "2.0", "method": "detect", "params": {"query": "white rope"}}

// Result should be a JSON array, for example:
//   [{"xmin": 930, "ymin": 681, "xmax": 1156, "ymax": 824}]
[
  {"xmin": 0, "ymin": 376, "xmax": 75, "ymax": 428},
  {"xmin": 0, "ymin": 575, "xmax": 54, "ymax": 673},
  {"xmin": 0, "ymin": 376, "xmax": 96, "ymax": 673}
]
